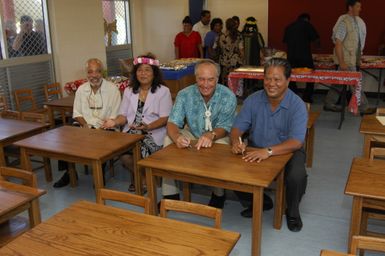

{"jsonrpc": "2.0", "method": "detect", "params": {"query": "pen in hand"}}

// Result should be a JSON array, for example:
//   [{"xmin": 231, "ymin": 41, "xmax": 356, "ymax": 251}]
[{"xmin": 238, "ymin": 137, "xmax": 245, "ymax": 156}]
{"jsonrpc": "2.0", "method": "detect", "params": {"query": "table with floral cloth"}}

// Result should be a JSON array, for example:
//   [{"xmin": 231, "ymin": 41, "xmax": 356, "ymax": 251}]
[
  {"xmin": 228, "ymin": 69, "xmax": 362, "ymax": 129},
  {"xmin": 313, "ymin": 54, "xmax": 385, "ymax": 104},
  {"xmin": 64, "ymin": 77, "xmax": 130, "ymax": 95}
]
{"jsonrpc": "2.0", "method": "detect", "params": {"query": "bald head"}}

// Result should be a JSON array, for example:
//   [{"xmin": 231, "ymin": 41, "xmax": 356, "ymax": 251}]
[{"xmin": 86, "ymin": 58, "xmax": 104, "ymax": 87}]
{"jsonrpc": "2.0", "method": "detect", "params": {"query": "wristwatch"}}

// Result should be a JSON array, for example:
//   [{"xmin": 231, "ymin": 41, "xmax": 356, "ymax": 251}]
[
  {"xmin": 267, "ymin": 147, "xmax": 273, "ymax": 157},
  {"xmin": 210, "ymin": 131, "xmax": 217, "ymax": 140}
]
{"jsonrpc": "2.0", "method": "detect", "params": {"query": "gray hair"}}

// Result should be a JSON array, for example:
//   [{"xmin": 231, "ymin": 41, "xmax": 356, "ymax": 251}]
[
  {"xmin": 264, "ymin": 57, "xmax": 291, "ymax": 79},
  {"xmin": 86, "ymin": 58, "xmax": 104, "ymax": 70},
  {"xmin": 194, "ymin": 59, "xmax": 221, "ymax": 78}
]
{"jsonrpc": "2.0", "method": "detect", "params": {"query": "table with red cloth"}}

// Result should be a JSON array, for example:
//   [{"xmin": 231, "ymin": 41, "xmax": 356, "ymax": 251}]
[
  {"xmin": 314, "ymin": 54, "xmax": 385, "ymax": 104},
  {"xmin": 64, "ymin": 78, "xmax": 130, "ymax": 95},
  {"xmin": 228, "ymin": 69, "xmax": 362, "ymax": 129}
]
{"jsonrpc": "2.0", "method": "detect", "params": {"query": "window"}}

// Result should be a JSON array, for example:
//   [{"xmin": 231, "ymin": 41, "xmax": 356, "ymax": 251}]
[
  {"xmin": 1, "ymin": 0, "xmax": 49, "ymax": 58},
  {"xmin": 102, "ymin": 0, "xmax": 131, "ymax": 46}
]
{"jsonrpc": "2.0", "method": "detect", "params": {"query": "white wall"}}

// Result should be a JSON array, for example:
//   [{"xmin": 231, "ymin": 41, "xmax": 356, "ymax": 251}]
[
  {"xmin": 207, "ymin": 0, "xmax": 269, "ymax": 43},
  {"xmin": 130, "ymin": 0, "xmax": 188, "ymax": 62},
  {"xmin": 48, "ymin": 0, "xmax": 106, "ymax": 87}
]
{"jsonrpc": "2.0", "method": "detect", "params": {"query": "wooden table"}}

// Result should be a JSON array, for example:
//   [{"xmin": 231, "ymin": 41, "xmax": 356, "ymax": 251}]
[
  {"xmin": 0, "ymin": 118, "xmax": 49, "ymax": 167},
  {"xmin": 345, "ymin": 157, "xmax": 385, "ymax": 249},
  {"xmin": 138, "ymin": 143, "xmax": 292, "ymax": 256},
  {"xmin": 320, "ymin": 250, "xmax": 354, "ymax": 256},
  {"xmin": 0, "ymin": 200, "xmax": 240, "ymax": 255},
  {"xmin": 0, "ymin": 180, "xmax": 46, "ymax": 242},
  {"xmin": 44, "ymin": 96, "xmax": 74, "ymax": 128},
  {"xmin": 360, "ymin": 114, "xmax": 385, "ymax": 158},
  {"xmin": 14, "ymin": 126, "xmax": 144, "ymax": 195}
]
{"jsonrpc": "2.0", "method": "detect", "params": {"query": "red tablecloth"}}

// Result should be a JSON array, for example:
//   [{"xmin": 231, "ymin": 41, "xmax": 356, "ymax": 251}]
[
  {"xmin": 64, "ymin": 78, "xmax": 130, "ymax": 95},
  {"xmin": 228, "ymin": 69, "xmax": 362, "ymax": 114}
]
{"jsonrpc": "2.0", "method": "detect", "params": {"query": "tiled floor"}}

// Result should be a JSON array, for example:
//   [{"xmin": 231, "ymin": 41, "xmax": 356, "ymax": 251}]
[{"xmin": 31, "ymin": 94, "xmax": 385, "ymax": 256}]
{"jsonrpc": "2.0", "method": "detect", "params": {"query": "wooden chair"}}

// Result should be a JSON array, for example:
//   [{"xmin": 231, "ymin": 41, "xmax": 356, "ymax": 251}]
[
  {"xmin": 43, "ymin": 83, "xmax": 62, "ymax": 101},
  {"xmin": 0, "ymin": 95, "xmax": 8, "ymax": 111},
  {"xmin": 13, "ymin": 88, "xmax": 46, "ymax": 113},
  {"xmin": 159, "ymin": 199, "xmax": 222, "ymax": 229},
  {"xmin": 349, "ymin": 235, "xmax": 385, "ymax": 254},
  {"xmin": 21, "ymin": 111, "xmax": 48, "ymax": 124},
  {"xmin": 0, "ymin": 166, "xmax": 44, "ymax": 246},
  {"xmin": 305, "ymin": 102, "xmax": 320, "ymax": 168},
  {"xmin": 97, "ymin": 188, "xmax": 151, "ymax": 214},
  {"xmin": 359, "ymin": 147, "xmax": 385, "ymax": 241},
  {"xmin": 1, "ymin": 110, "xmax": 21, "ymax": 120},
  {"xmin": 320, "ymin": 250, "xmax": 353, "ymax": 256}
]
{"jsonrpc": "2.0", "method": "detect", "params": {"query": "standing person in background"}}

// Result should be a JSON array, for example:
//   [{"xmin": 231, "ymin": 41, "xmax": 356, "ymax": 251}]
[
  {"xmin": 283, "ymin": 13, "xmax": 320, "ymax": 103},
  {"xmin": 232, "ymin": 16, "xmax": 241, "ymax": 32},
  {"xmin": 12, "ymin": 15, "xmax": 46, "ymax": 56},
  {"xmin": 204, "ymin": 18, "xmax": 223, "ymax": 62},
  {"xmin": 174, "ymin": 16, "xmax": 203, "ymax": 59},
  {"xmin": 193, "ymin": 10, "xmax": 211, "ymax": 53},
  {"xmin": 216, "ymin": 18, "xmax": 244, "ymax": 85},
  {"xmin": 324, "ymin": 0, "xmax": 375, "ymax": 115}
]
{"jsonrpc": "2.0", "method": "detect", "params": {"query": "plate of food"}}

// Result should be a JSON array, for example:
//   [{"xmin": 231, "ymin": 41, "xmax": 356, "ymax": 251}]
[{"xmin": 292, "ymin": 67, "xmax": 314, "ymax": 74}]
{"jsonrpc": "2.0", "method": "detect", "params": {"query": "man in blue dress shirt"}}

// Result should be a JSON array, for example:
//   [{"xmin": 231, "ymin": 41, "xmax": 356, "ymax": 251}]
[
  {"xmin": 231, "ymin": 58, "xmax": 308, "ymax": 232},
  {"xmin": 162, "ymin": 59, "xmax": 237, "ymax": 208}
]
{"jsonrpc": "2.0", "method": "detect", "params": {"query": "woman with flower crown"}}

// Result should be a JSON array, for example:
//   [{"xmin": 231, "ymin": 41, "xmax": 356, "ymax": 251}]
[{"xmin": 102, "ymin": 53, "xmax": 173, "ymax": 191}]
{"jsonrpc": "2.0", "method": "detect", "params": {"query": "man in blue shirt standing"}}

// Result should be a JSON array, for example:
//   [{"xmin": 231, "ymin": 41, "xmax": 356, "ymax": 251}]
[
  {"xmin": 162, "ymin": 59, "xmax": 237, "ymax": 208},
  {"xmin": 231, "ymin": 58, "xmax": 308, "ymax": 232}
]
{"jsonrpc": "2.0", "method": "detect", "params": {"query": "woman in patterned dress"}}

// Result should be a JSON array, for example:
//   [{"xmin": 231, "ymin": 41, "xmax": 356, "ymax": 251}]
[{"xmin": 102, "ymin": 53, "xmax": 173, "ymax": 191}]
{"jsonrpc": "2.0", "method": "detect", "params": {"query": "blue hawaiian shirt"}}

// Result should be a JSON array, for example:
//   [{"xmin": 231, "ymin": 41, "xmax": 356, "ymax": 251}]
[{"xmin": 169, "ymin": 84, "xmax": 237, "ymax": 138}]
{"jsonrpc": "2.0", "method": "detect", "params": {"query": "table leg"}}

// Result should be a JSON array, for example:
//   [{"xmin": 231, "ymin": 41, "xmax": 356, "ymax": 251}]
[
  {"xmin": 0, "ymin": 146, "xmax": 6, "ymax": 167},
  {"xmin": 182, "ymin": 182, "xmax": 191, "ymax": 202},
  {"xmin": 252, "ymin": 186, "xmax": 263, "ymax": 256},
  {"xmin": 362, "ymin": 135, "xmax": 372, "ymax": 158},
  {"xmin": 28, "ymin": 199, "xmax": 42, "ymax": 227},
  {"xmin": 19, "ymin": 148, "xmax": 32, "ymax": 172},
  {"xmin": 43, "ymin": 157, "xmax": 52, "ymax": 182},
  {"xmin": 145, "ymin": 167, "xmax": 157, "ymax": 215},
  {"xmin": 338, "ymin": 85, "xmax": 347, "ymax": 130},
  {"xmin": 92, "ymin": 160, "xmax": 104, "ymax": 196},
  {"xmin": 47, "ymin": 106, "xmax": 55, "ymax": 129},
  {"xmin": 274, "ymin": 169, "xmax": 285, "ymax": 229},
  {"xmin": 306, "ymin": 126, "xmax": 315, "ymax": 168},
  {"xmin": 133, "ymin": 142, "xmax": 142, "ymax": 195},
  {"xmin": 68, "ymin": 162, "xmax": 77, "ymax": 187},
  {"xmin": 348, "ymin": 196, "xmax": 363, "ymax": 250}
]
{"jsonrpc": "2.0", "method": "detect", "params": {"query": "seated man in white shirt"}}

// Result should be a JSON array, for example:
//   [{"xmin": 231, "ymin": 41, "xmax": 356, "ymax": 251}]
[{"xmin": 54, "ymin": 58, "xmax": 121, "ymax": 188}]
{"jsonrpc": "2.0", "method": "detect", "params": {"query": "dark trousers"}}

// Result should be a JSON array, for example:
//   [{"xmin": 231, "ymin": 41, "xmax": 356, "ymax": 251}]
[
  {"xmin": 289, "ymin": 82, "xmax": 314, "ymax": 102},
  {"xmin": 235, "ymin": 149, "xmax": 307, "ymax": 218}
]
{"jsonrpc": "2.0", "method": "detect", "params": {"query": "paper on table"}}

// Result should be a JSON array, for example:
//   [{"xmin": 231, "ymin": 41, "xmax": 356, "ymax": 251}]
[{"xmin": 376, "ymin": 116, "xmax": 385, "ymax": 125}]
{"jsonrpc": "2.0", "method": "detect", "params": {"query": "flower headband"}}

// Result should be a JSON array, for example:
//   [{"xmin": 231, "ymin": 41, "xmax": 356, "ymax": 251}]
[
  {"xmin": 245, "ymin": 20, "xmax": 257, "ymax": 25},
  {"xmin": 133, "ymin": 57, "xmax": 160, "ymax": 66}
]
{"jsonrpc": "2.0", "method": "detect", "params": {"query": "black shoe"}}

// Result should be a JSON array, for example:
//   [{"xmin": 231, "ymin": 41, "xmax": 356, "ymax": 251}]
[
  {"xmin": 157, "ymin": 193, "xmax": 180, "ymax": 211},
  {"xmin": 286, "ymin": 212, "xmax": 303, "ymax": 232},
  {"xmin": 323, "ymin": 104, "xmax": 342, "ymax": 112},
  {"xmin": 240, "ymin": 193, "xmax": 274, "ymax": 218},
  {"xmin": 53, "ymin": 172, "xmax": 70, "ymax": 188},
  {"xmin": 208, "ymin": 193, "xmax": 226, "ymax": 209}
]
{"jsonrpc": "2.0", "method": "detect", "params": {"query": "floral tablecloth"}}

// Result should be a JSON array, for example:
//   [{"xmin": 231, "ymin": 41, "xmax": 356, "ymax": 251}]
[
  {"xmin": 64, "ymin": 77, "xmax": 130, "ymax": 95},
  {"xmin": 228, "ymin": 69, "xmax": 362, "ymax": 114},
  {"xmin": 313, "ymin": 54, "xmax": 385, "ymax": 69}
]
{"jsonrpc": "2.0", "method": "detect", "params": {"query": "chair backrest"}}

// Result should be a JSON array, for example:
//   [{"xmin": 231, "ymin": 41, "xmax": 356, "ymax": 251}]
[
  {"xmin": 119, "ymin": 58, "xmax": 133, "ymax": 77},
  {"xmin": 319, "ymin": 249, "xmax": 353, "ymax": 256},
  {"xmin": 0, "ymin": 166, "xmax": 37, "ymax": 187},
  {"xmin": 44, "ymin": 83, "xmax": 62, "ymax": 101},
  {"xmin": 21, "ymin": 112, "xmax": 47, "ymax": 124},
  {"xmin": 1, "ymin": 110, "xmax": 21, "ymax": 120},
  {"xmin": 349, "ymin": 235, "xmax": 385, "ymax": 254},
  {"xmin": 159, "ymin": 199, "xmax": 222, "ymax": 229},
  {"xmin": 369, "ymin": 147, "xmax": 385, "ymax": 160},
  {"xmin": 97, "ymin": 188, "xmax": 151, "ymax": 214},
  {"xmin": 14, "ymin": 89, "xmax": 37, "ymax": 111},
  {"xmin": 0, "ymin": 95, "xmax": 8, "ymax": 111},
  {"xmin": 376, "ymin": 108, "xmax": 385, "ymax": 116}
]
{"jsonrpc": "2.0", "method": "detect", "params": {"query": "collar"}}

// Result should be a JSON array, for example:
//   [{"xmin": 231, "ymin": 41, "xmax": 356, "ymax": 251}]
[
  {"xmin": 261, "ymin": 89, "xmax": 291, "ymax": 110},
  {"xmin": 193, "ymin": 84, "xmax": 220, "ymax": 105},
  {"xmin": 83, "ymin": 79, "xmax": 107, "ymax": 93}
]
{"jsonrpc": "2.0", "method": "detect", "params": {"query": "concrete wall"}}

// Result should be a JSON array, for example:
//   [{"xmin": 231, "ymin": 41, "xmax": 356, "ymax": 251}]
[{"xmin": 48, "ymin": 0, "xmax": 106, "ymax": 88}]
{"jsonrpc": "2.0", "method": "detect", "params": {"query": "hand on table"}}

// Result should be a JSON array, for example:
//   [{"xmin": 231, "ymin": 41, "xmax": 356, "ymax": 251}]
[
  {"xmin": 242, "ymin": 148, "xmax": 269, "ymax": 163},
  {"xmin": 195, "ymin": 132, "xmax": 214, "ymax": 150},
  {"xmin": 176, "ymin": 134, "xmax": 191, "ymax": 149}
]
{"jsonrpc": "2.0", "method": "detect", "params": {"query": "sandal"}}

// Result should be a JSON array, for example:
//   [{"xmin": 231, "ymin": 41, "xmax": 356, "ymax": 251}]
[{"xmin": 128, "ymin": 183, "xmax": 136, "ymax": 192}]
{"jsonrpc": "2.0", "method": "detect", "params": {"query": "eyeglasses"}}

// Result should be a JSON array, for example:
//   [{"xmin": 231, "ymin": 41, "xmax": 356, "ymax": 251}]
[{"xmin": 88, "ymin": 89, "xmax": 103, "ymax": 117}]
